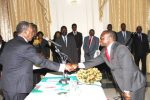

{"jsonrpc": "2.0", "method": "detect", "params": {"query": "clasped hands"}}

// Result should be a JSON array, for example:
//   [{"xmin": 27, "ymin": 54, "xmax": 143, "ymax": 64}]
[{"xmin": 65, "ymin": 63, "xmax": 78, "ymax": 72}]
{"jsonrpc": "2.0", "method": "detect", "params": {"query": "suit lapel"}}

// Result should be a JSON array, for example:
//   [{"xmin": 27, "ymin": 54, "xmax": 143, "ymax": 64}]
[
  {"xmin": 60, "ymin": 36, "xmax": 67, "ymax": 47},
  {"xmin": 110, "ymin": 42, "xmax": 119, "ymax": 61},
  {"xmin": 102, "ymin": 42, "xmax": 119, "ymax": 67}
]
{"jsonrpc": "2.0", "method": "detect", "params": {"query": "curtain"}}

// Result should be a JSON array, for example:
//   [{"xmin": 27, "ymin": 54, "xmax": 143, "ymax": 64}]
[
  {"xmin": 0, "ymin": 0, "xmax": 51, "ymax": 41},
  {"xmin": 0, "ymin": 0, "xmax": 12, "ymax": 41},
  {"xmin": 109, "ymin": 0, "xmax": 149, "ymax": 33},
  {"xmin": 98, "ymin": 0, "xmax": 108, "ymax": 21}
]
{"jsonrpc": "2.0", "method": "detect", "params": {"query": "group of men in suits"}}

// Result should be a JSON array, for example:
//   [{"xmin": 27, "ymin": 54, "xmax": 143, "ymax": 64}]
[
  {"xmin": 54, "ymin": 24, "xmax": 100, "ymax": 63},
  {"xmin": 55, "ymin": 25, "xmax": 79, "ymax": 64},
  {"xmin": 117, "ymin": 23, "xmax": 149, "ymax": 76}
]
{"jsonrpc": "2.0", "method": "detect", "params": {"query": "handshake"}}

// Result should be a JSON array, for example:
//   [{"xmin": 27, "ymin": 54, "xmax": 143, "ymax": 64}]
[{"xmin": 65, "ymin": 63, "xmax": 78, "ymax": 72}]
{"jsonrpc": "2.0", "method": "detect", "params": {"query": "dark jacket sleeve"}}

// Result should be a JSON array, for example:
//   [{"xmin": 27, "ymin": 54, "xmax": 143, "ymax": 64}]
[{"xmin": 23, "ymin": 45, "xmax": 60, "ymax": 71}]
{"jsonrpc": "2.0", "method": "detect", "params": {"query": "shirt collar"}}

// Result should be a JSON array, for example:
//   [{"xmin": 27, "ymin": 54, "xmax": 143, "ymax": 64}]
[
  {"xmin": 18, "ymin": 35, "xmax": 28, "ymax": 42},
  {"xmin": 73, "ymin": 31, "xmax": 77, "ymax": 35},
  {"xmin": 107, "ymin": 42, "xmax": 114, "ymax": 55}
]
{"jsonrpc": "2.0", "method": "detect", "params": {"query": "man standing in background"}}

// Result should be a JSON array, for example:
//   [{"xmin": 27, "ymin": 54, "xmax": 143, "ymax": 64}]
[
  {"xmin": 83, "ymin": 29, "xmax": 99, "ymax": 61},
  {"xmin": 117, "ymin": 23, "xmax": 133, "ymax": 51},
  {"xmin": 68, "ymin": 23, "xmax": 83, "ymax": 62},
  {"xmin": 133, "ymin": 26, "xmax": 149, "ymax": 76}
]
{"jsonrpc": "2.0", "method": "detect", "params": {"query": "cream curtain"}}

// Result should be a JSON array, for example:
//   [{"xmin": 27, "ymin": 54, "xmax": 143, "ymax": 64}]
[
  {"xmin": 98, "ymin": 0, "xmax": 108, "ymax": 21},
  {"xmin": 0, "ymin": 0, "xmax": 12, "ymax": 41},
  {"xmin": 0, "ymin": 0, "xmax": 51, "ymax": 41},
  {"xmin": 109, "ymin": 0, "xmax": 149, "ymax": 33}
]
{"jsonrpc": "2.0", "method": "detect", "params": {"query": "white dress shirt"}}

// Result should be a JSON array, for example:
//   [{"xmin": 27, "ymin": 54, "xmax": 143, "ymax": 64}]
[{"xmin": 62, "ymin": 36, "xmax": 67, "ymax": 47}]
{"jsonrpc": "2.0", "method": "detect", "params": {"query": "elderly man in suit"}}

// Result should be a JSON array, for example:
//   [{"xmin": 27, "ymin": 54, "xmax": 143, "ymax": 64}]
[
  {"xmin": 68, "ymin": 23, "xmax": 83, "ymax": 62},
  {"xmin": 117, "ymin": 23, "xmax": 133, "ymax": 51},
  {"xmin": 83, "ymin": 29, "xmax": 99, "ymax": 61},
  {"xmin": 74, "ymin": 30, "xmax": 146, "ymax": 100},
  {"xmin": 0, "ymin": 21, "xmax": 73, "ymax": 100}
]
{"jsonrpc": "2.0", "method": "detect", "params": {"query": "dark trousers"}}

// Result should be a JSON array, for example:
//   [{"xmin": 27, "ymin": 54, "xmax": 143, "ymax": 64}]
[
  {"xmin": 3, "ymin": 90, "xmax": 28, "ymax": 100},
  {"xmin": 77, "ymin": 48, "xmax": 81, "ymax": 62},
  {"xmin": 134, "ymin": 55, "xmax": 147, "ymax": 75}
]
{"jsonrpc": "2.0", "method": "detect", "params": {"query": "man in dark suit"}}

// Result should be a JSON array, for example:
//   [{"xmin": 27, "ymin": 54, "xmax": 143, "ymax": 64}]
[
  {"xmin": 75, "ymin": 30, "xmax": 146, "ymax": 100},
  {"xmin": 68, "ymin": 23, "xmax": 82, "ymax": 62},
  {"xmin": 55, "ymin": 26, "xmax": 78, "ymax": 64},
  {"xmin": 133, "ymin": 26, "xmax": 149, "ymax": 76},
  {"xmin": 0, "ymin": 21, "xmax": 73, "ymax": 100},
  {"xmin": 83, "ymin": 29, "xmax": 99, "ymax": 61},
  {"xmin": 117, "ymin": 23, "xmax": 133, "ymax": 51}
]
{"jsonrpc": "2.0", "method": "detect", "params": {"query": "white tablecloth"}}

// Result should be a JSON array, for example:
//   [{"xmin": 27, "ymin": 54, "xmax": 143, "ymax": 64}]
[{"xmin": 25, "ymin": 73, "xmax": 107, "ymax": 100}]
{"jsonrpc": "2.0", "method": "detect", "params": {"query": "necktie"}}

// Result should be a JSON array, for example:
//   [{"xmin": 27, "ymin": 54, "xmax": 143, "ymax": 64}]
[
  {"xmin": 88, "ymin": 36, "xmax": 92, "ymax": 48},
  {"xmin": 64, "ymin": 37, "xmax": 67, "ymax": 47},
  {"xmin": 105, "ymin": 48, "xmax": 110, "ymax": 61},
  {"xmin": 138, "ymin": 33, "xmax": 142, "ymax": 41},
  {"xmin": 123, "ymin": 32, "xmax": 126, "ymax": 41}
]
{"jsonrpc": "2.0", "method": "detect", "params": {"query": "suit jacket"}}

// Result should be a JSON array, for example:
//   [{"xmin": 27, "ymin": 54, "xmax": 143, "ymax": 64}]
[
  {"xmin": 68, "ymin": 32, "xmax": 82, "ymax": 49},
  {"xmin": 68, "ymin": 32, "xmax": 83, "ymax": 62},
  {"xmin": 83, "ymin": 36, "xmax": 99, "ymax": 61},
  {"xmin": 0, "ymin": 36, "xmax": 60, "ymax": 93},
  {"xmin": 55, "ymin": 35, "xmax": 78, "ymax": 63},
  {"xmin": 39, "ymin": 39, "xmax": 50, "ymax": 59},
  {"xmin": 117, "ymin": 31, "xmax": 132, "ymax": 51},
  {"xmin": 83, "ymin": 42, "xmax": 146, "ymax": 92},
  {"xmin": 132, "ymin": 33, "xmax": 149, "ymax": 57}
]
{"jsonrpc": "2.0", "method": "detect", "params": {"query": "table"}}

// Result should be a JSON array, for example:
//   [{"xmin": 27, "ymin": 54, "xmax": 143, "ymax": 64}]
[{"xmin": 25, "ymin": 73, "xmax": 107, "ymax": 100}]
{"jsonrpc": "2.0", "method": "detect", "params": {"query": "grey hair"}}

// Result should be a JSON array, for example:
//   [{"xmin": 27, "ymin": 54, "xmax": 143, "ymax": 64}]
[{"xmin": 16, "ymin": 21, "xmax": 30, "ymax": 34}]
